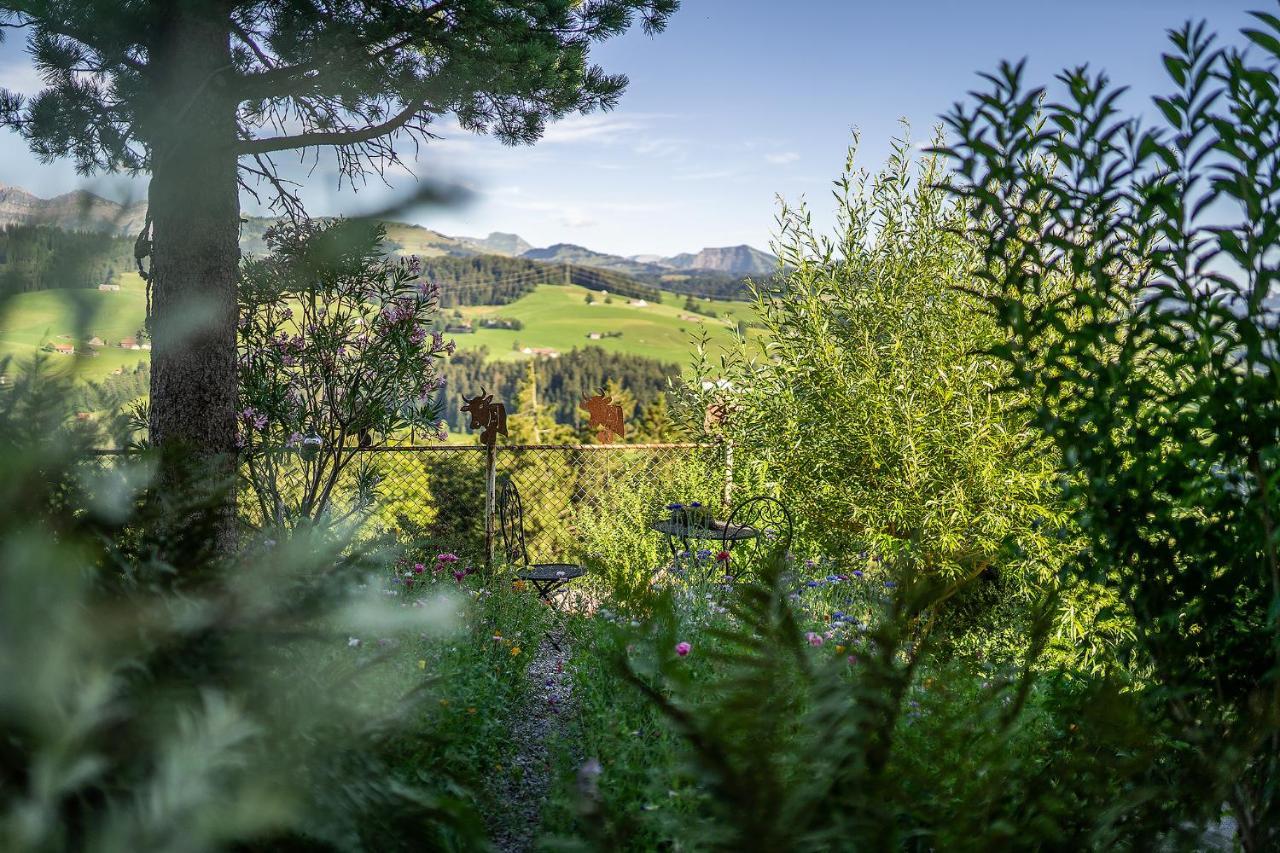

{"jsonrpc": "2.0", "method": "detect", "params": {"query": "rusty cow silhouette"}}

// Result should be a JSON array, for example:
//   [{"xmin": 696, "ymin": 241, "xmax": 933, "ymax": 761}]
[
  {"xmin": 462, "ymin": 390, "xmax": 508, "ymax": 446},
  {"xmin": 581, "ymin": 392, "xmax": 626, "ymax": 443}
]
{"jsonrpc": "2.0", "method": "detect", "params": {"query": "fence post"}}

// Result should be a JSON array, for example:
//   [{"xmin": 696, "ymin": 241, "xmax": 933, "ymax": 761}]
[
  {"xmin": 484, "ymin": 443, "xmax": 497, "ymax": 573},
  {"xmin": 722, "ymin": 440, "xmax": 734, "ymax": 512}
]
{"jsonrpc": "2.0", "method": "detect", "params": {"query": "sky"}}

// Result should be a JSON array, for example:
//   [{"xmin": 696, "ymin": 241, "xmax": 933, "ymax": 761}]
[{"xmin": 0, "ymin": 0, "xmax": 1266, "ymax": 257}]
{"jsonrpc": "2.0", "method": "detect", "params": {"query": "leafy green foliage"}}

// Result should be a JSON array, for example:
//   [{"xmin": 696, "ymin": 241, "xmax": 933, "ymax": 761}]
[
  {"xmin": 684, "ymin": 133, "xmax": 1069, "ymax": 592},
  {"xmin": 544, "ymin": 550, "xmax": 1189, "ymax": 851},
  {"xmin": 941, "ymin": 11, "xmax": 1280, "ymax": 849},
  {"xmin": 0, "ymin": 353, "xmax": 485, "ymax": 852}
]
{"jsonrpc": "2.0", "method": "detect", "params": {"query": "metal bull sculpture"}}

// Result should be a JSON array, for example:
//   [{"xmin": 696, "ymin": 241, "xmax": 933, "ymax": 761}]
[
  {"xmin": 581, "ymin": 391, "xmax": 626, "ymax": 443},
  {"xmin": 462, "ymin": 390, "xmax": 508, "ymax": 447}
]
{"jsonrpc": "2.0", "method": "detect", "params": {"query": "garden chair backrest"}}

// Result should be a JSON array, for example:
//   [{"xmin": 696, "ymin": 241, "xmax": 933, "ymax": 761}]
[
  {"xmin": 723, "ymin": 496, "xmax": 793, "ymax": 561},
  {"xmin": 498, "ymin": 478, "xmax": 530, "ymax": 568}
]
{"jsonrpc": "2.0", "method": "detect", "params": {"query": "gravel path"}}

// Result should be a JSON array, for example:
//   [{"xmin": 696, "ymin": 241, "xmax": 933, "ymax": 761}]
[{"xmin": 487, "ymin": 632, "xmax": 575, "ymax": 853}]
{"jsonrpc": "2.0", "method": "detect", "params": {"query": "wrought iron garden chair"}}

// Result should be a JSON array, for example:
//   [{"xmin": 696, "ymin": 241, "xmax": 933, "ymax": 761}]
[
  {"xmin": 498, "ymin": 478, "xmax": 585, "ymax": 603},
  {"xmin": 720, "ymin": 496, "xmax": 793, "ymax": 576}
]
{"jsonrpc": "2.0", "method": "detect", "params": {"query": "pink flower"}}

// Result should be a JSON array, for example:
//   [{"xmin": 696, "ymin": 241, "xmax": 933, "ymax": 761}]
[
  {"xmin": 847, "ymin": 655, "xmax": 858, "ymax": 666},
  {"xmin": 715, "ymin": 550, "xmax": 731, "ymax": 563},
  {"xmin": 675, "ymin": 641, "xmax": 691, "ymax": 657},
  {"xmin": 413, "ymin": 562, "xmax": 426, "ymax": 574},
  {"xmin": 806, "ymin": 632, "xmax": 824, "ymax": 647},
  {"xmin": 437, "ymin": 553, "xmax": 460, "ymax": 564},
  {"xmin": 452, "ymin": 570, "xmax": 466, "ymax": 583}
]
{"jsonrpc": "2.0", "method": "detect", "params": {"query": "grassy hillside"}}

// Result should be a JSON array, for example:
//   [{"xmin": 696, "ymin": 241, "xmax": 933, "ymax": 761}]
[
  {"xmin": 456, "ymin": 283, "xmax": 755, "ymax": 366},
  {"xmin": 0, "ymin": 271, "xmax": 150, "ymax": 381},
  {"xmin": 0, "ymin": 272, "xmax": 756, "ymax": 384},
  {"xmin": 382, "ymin": 222, "xmax": 472, "ymax": 257}
]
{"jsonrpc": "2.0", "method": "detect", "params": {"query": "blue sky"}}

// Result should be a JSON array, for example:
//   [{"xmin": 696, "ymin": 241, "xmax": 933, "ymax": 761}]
[{"xmin": 0, "ymin": 0, "xmax": 1265, "ymax": 256}]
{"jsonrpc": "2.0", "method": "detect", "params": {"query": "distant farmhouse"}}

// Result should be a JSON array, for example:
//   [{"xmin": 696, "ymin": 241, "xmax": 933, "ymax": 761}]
[
  {"xmin": 118, "ymin": 337, "xmax": 151, "ymax": 351},
  {"xmin": 52, "ymin": 343, "xmax": 74, "ymax": 355},
  {"xmin": 628, "ymin": 299, "xmax": 648, "ymax": 307},
  {"xmin": 587, "ymin": 332, "xmax": 602, "ymax": 340},
  {"xmin": 521, "ymin": 346, "xmax": 560, "ymax": 359},
  {"xmin": 88, "ymin": 336, "xmax": 105, "ymax": 347},
  {"xmin": 98, "ymin": 282, "xmax": 120, "ymax": 292}
]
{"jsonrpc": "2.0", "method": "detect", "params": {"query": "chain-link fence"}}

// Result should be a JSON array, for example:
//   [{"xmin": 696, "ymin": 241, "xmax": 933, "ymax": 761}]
[{"xmin": 239, "ymin": 443, "xmax": 734, "ymax": 567}]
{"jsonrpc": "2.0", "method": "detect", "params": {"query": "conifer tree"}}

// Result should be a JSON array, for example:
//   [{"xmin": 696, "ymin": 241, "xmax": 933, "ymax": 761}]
[{"xmin": 0, "ymin": 0, "xmax": 678, "ymax": 494}]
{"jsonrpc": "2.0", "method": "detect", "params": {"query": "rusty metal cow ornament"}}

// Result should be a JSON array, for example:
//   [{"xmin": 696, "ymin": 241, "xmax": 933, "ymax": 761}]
[
  {"xmin": 462, "ymin": 390, "xmax": 508, "ymax": 446},
  {"xmin": 581, "ymin": 390, "xmax": 626, "ymax": 443}
]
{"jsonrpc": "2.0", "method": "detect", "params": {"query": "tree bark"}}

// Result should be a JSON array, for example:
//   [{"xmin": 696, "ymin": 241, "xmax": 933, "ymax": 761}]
[{"xmin": 145, "ymin": 5, "xmax": 241, "ymax": 546}]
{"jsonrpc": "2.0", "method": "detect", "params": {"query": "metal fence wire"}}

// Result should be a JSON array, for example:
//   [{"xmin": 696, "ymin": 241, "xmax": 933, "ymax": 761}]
[{"xmin": 243, "ymin": 443, "xmax": 733, "ymax": 566}]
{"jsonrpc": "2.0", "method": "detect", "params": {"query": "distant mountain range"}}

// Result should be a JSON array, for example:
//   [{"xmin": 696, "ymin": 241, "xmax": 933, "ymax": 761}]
[
  {"xmin": 0, "ymin": 184, "xmax": 148, "ymax": 236},
  {"xmin": 0, "ymin": 184, "xmax": 777, "ymax": 278},
  {"xmin": 456, "ymin": 233, "xmax": 775, "ymax": 277}
]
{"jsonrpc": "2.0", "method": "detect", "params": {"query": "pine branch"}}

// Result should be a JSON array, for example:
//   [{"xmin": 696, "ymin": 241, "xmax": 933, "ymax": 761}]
[{"xmin": 236, "ymin": 96, "xmax": 433, "ymax": 156}]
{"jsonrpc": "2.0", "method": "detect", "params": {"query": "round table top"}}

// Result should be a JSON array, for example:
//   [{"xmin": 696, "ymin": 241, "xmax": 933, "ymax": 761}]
[
  {"xmin": 649, "ymin": 518, "xmax": 759, "ymax": 542},
  {"xmin": 518, "ymin": 563, "xmax": 585, "ymax": 581}
]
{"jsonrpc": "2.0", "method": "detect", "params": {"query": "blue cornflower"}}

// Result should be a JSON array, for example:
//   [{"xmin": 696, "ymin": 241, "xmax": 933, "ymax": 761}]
[
  {"xmin": 852, "ymin": 570, "xmax": 864, "ymax": 579},
  {"xmin": 689, "ymin": 501, "xmax": 702, "ymax": 508},
  {"xmin": 826, "ymin": 574, "xmax": 841, "ymax": 583},
  {"xmin": 884, "ymin": 580, "xmax": 897, "ymax": 588},
  {"xmin": 696, "ymin": 549, "xmax": 713, "ymax": 560},
  {"xmin": 666, "ymin": 502, "xmax": 685, "ymax": 510},
  {"xmin": 805, "ymin": 580, "xmax": 822, "ymax": 588},
  {"xmin": 832, "ymin": 611, "xmax": 846, "ymax": 621}
]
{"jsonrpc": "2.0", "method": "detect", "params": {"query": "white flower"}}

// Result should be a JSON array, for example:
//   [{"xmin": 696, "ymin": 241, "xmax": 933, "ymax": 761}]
[{"xmin": 347, "ymin": 637, "xmax": 361, "ymax": 648}]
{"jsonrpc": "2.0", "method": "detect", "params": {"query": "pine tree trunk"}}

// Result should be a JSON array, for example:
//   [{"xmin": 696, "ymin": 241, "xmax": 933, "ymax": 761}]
[{"xmin": 146, "ymin": 7, "xmax": 240, "ymax": 546}]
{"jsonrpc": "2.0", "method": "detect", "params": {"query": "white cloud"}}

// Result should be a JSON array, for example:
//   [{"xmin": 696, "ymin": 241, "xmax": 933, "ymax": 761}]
[
  {"xmin": 559, "ymin": 208, "xmax": 597, "ymax": 228},
  {"xmin": 766, "ymin": 151, "xmax": 801, "ymax": 165},
  {"xmin": 539, "ymin": 113, "xmax": 646, "ymax": 145},
  {"xmin": 633, "ymin": 136, "xmax": 688, "ymax": 161}
]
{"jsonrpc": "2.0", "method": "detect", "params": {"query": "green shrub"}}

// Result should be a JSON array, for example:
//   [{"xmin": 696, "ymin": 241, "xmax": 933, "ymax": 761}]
[
  {"xmin": 0, "ymin": 356, "xmax": 482, "ymax": 852},
  {"xmin": 543, "ymin": 550, "xmax": 1188, "ymax": 851},
  {"xmin": 943, "ymin": 11, "xmax": 1280, "ymax": 849},
  {"xmin": 685, "ymin": 132, "xmax": 1067, "ymax": 591}
]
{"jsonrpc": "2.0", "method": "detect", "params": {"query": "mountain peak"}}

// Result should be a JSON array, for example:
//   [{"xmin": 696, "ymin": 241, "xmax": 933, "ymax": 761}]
[
  {"xmin": 0, "ymin": 183, "xmax": 147, "ymax": 235},
  {"xmin": 665, "ymin": 245, "xmax": 775, "ymax": 276},
  {"xmin": 456, "ymin": 231, "xmax": 533, "ymax": 256}
]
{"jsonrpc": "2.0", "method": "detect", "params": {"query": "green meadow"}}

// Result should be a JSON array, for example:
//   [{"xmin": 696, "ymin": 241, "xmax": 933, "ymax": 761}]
[
  {"xmin": 455, "ymin": 283, "xmax": 756, "ymax": 365},
  {"xmin": 0, "ymin": 273, "xmax": 755, "ymax": 382},
  {"xmin": 0, "ymin": 271, "xmax": 151, "ymax": 382}
]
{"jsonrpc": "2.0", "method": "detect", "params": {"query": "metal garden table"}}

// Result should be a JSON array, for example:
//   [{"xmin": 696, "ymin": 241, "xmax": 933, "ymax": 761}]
[{"xmin": 649, "ymin": 517, "xmax": 759, "ymax": 560}]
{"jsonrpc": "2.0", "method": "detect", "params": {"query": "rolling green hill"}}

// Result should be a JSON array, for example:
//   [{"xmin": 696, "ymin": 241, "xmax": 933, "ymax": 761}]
[
  {"xmin": 0, "ymin": 271, "xmax": 150, "ymax": 382},
  {"xmin": 455, "ymin": 283, "xmax": 755, "ymax": 366},
  {"xmin": 0, "ymin": 273, "xmax": 756, "ymax": 384}
]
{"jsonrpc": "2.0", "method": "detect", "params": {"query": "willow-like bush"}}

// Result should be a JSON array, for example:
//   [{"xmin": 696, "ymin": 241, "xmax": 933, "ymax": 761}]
[{"xmin": 687, "ymin": 133, "xmax": 1069, "ymax": 599}]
